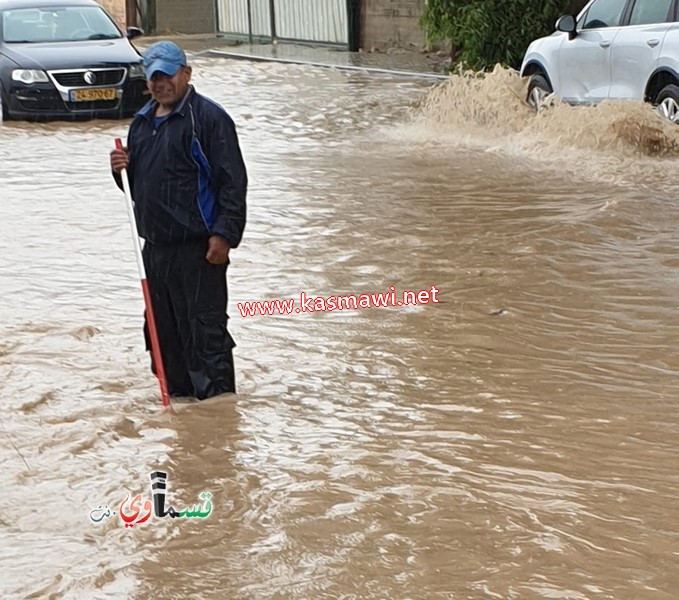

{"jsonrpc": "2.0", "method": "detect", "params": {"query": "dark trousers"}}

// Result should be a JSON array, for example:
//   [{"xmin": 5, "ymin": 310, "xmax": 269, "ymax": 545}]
[{"xmin": 142, "ymin": 240, "xmax": 236, "ymax": 400}]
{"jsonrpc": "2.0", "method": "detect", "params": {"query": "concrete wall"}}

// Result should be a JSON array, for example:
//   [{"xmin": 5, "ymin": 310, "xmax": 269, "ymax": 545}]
[
  {"xmin": 360, "ymin": 0, "xmax": 426, "ymax": 50},
  {"xmin": 156, "ymin": 0, "xmax": 216, "ymax": 35}
]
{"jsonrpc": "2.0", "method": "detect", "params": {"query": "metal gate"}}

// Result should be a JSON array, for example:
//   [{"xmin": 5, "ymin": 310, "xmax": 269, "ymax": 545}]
[
  {"xmin": 217, "ymin": 0, "xmax": 272, "ymax": 41},
  {"xmin": 216, "ymin": 0, "xmax": 354, "ymax": 48}
]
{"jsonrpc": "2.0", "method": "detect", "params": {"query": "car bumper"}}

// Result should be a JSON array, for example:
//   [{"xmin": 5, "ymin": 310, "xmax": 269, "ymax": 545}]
[{"xmin": 3, "ymin": 77, "xmax": 149, "ymax": 120}]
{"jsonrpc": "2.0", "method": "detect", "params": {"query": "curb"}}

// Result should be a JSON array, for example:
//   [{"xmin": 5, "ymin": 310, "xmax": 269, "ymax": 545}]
[{"xmin": 205, "ymin": 49, "xmax": 449, "ymax": 81}]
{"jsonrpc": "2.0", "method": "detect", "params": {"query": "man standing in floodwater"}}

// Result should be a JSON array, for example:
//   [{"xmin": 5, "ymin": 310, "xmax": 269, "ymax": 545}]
[{"xmin": 110, "ymin": 41, "xmax": 248, "ymax": 400}]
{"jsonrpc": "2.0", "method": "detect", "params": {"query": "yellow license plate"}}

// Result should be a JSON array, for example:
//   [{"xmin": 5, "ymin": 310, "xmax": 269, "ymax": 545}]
[{"xmin": 71, "ymin": 88, "xmax": 117, "ymax": 102}]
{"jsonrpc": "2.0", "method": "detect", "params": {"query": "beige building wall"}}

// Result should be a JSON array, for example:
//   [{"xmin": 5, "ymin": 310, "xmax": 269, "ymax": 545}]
[
  {"xmin": 97, "ymin": 0, "xmax": 127, "ymax": 31},
  {"xmin": 361, "ymin": 0, "xmax": 426, "ymax": 50}
]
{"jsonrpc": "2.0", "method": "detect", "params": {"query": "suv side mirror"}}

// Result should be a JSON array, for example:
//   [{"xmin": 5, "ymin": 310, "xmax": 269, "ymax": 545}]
[
  {"xmin": 126, "ymin": 27, "xmax": 144, "ymax": 40},
  {"xmin": 556, "ymin": 15, "xmax": 577, "ymax": 40}
]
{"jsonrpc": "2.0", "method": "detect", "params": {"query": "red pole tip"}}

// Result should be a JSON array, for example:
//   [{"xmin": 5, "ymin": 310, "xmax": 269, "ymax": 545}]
[{"xmin": 115, "ymin": 138, "xmax": 123, "ymax": 149}]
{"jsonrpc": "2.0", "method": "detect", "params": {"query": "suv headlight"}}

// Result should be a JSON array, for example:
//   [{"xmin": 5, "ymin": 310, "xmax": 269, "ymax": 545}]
[
  {"xmin": 129, "ymin": 63, "xmax": 144, "ymax": 78},
  {"xmin": 11, "ymin": 69, "xmax": 49, "ymax": 84}
]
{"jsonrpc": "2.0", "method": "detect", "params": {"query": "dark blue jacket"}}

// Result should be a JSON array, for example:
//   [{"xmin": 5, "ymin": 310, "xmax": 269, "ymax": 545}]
[{"xmin": 116, "ymin": 86, "xmax": 247, "ymax": 248}]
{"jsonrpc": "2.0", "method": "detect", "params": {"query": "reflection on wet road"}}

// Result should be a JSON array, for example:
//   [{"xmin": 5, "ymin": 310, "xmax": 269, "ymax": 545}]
[{"xmin": 1, "ymin": 57, "xmax": 679, "ymax": 599}]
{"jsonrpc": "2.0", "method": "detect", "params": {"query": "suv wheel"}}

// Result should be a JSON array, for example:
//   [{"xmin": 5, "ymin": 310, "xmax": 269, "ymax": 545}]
[
  {"xmin": 656, "ymin": 84, "xmax": 679, "ymax": 124},
  {"xmin": 527, "ymin": 74, "xmax": 553, "ymax": 112}
]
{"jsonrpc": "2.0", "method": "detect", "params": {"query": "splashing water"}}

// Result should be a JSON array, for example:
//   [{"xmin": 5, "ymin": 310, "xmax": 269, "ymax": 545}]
[{"xmin": 396, "ymin": 65, "xmax": 679, "ymax": 190}]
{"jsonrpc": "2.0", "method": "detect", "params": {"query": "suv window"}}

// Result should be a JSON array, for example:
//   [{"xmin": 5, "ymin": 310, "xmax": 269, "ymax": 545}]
[
  {"xmin": 628, "ymin": 0, "xmax": 672, "ymax": 26},
  {"xmin": 582, "ymin": 0, "xmax": 627, "ymax": 29}
]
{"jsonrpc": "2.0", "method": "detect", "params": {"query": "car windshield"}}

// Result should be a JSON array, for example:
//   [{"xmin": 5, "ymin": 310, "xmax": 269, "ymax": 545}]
[{"xmin": 1, "ymin": 6, "xmax": 122, "ymax": 43}]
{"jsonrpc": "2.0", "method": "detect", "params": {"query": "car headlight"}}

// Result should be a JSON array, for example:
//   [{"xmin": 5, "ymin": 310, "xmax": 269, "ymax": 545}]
[
  {"xmin": 11, "ymin": 69, "xmax": 49, "ymax": 84},
  {"xmin": 129, "ymin": 63, "xmax": 144, "ymax": 78}
]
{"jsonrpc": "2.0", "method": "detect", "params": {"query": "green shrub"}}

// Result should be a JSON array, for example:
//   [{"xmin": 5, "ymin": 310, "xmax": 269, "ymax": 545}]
[{"xmin": 420, "ymin": 0, "xmax": 574, "ymax": 71}]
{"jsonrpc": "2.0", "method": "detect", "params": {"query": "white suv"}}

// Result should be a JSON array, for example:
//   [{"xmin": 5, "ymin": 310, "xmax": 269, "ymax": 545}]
[{"xmin": 520, "ymin": 0, "xmax": 679, "ymax": 122}]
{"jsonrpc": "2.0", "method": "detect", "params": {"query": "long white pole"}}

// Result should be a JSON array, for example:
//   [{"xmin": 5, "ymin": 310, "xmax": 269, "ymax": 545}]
[{"xmin": 115, "ymin": 138, "xmax": 171, "ymax": 409}]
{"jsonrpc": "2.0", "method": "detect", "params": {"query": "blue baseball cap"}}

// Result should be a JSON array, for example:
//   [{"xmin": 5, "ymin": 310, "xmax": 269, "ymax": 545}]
[{"xmin": 142, "ymin": 41, "xmax": 187, "ymax": 79}]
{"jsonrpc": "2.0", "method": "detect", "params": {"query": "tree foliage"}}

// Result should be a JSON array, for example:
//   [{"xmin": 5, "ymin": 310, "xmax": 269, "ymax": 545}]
[{"xmin": 419, "ymin": 0, "xmax": 577, "ymax": 71}]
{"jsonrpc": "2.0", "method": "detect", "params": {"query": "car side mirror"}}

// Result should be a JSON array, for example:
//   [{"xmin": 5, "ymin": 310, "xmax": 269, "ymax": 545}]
[
  {"xmin": 126, "ymin": 27, "xmax": 144, "ymax": 40},
  {"xmin": 556, "ymin": 15, "xmax": 577, "ymax": 40}
]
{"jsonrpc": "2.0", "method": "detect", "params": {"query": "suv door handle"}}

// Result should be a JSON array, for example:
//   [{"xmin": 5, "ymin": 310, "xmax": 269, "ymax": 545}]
[
  {"xmin": 599, "ymin": 40, "xmax": 612, "ymax": 48},
  {"xmin": 647, "ymin": 39, "xmax": 660, "ymax": 47}
]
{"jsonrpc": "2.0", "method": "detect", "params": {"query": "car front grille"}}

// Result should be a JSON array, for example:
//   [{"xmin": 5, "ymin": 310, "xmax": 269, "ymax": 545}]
[
  {"xmin": 51, "ymin": 69, "xmax": 126, "ymax": 87},
  {"xmin": 11, "ymin": 73, "xmax": 146, "ymax": 117}
]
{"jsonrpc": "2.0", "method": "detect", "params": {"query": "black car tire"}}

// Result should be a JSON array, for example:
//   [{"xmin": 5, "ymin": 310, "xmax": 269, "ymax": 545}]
[
  {"xmin": 655, "ymin": 84, "xmax": 679, "ymax": 124},
  {"xmin": 527, "ymin": 74, "xmax": 553, "ymax": 112}
]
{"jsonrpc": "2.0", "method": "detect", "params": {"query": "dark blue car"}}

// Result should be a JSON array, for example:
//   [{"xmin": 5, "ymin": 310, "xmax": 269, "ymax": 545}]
[{"xmin": 0, "ymin": 0, "xmax": 148, "ymax": 120}]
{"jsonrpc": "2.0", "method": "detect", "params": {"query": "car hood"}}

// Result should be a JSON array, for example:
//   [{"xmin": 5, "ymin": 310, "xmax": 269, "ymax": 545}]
[{"xmin": 1, "ymin": 38, "xmax": 141, "ymax": 70}]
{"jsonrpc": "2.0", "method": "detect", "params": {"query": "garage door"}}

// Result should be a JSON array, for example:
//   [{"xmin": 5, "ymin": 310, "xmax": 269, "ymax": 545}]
[
  {"xmin": 274, "ymin": 0, "xmax": 348, "ymax": 45},
  {"xmin": 216, "ymin": 0, "xmax": 350, "ymax": 47},
  {"xmin": 217, "ymin": 0, "xmax": 272, "ymax": 39}
]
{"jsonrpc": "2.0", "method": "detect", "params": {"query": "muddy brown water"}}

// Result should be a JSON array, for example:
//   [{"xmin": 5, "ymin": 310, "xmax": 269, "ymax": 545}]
[{"xmin": 1, "ymin": 58, "xmax": 679, "ymax": 599}]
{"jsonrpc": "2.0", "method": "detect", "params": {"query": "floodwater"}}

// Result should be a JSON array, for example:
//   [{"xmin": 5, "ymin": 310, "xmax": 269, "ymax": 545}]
[{"xmin": 1, "ymin": 56, "xmax": 679, "ymax": 600}]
